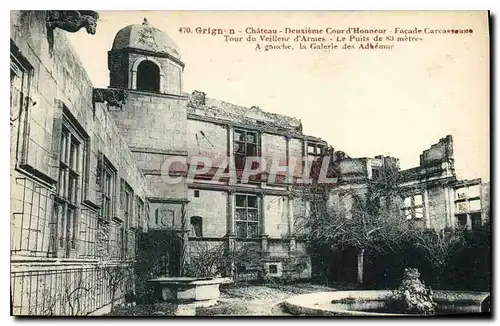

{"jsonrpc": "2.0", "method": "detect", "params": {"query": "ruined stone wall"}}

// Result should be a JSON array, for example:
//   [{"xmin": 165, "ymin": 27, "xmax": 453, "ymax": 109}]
[
  {"xmin": 426, "ymin": 186, "xmax": 449, "ymax": 230},
  {"xmin": 481, "ymin": 182, "xmax": 490, "ymax": 221},
  {"xmin": 420, "ymin": 135, "xmax": 454, "ymax": 166}
]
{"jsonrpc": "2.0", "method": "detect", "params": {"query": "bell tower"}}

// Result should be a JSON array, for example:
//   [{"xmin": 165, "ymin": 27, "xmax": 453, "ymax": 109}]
[{"xmin": 107, "ymin": 18, "xmax": 184, "ymax": 95}]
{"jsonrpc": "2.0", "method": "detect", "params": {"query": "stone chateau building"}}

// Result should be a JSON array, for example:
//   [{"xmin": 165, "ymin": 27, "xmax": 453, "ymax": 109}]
[{"xmin": 10, "ymin": 11, "xmax": 489, "ymax": 315}]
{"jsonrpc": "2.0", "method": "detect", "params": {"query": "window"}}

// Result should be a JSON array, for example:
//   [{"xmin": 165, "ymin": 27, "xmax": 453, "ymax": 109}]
[
  {"xmin": 10, "ymin": 50, "xmax": 33, "ymax": 163},
  {"xmin": 111, "ymin": 221, "xmax": 125, "ymax": 259},
  {"xmin": 402, "ymin": 194, "xmax": 424, "ymax": 220},
  {"xmin": 190, "ymin": 216, "xmax": 203, "ymax": 238},
  {"xmin": 136, "ymin": 60, "xmax": 160, "ymax": 92},
  {"xmin": 307, "ymin": 143, "xmax": 324, "ymax": 156},
  {"xmin": 234, "ymin": 129, "xmax": 259, "ymax": 171},
  {"xmin": 235, "ymin": 194, "xmax": 260, "ymax": 238},
  {"xmin": 454, "ymin": 184, "xmax": 482, "ymax": 215},
  {"xmin": 98, "ymin": 155, "xmax": 116, "ymax": 221},
  {"xmin": 52, "ymin": 116, "xmax": 87, "ymax": 257},
  {"xmin": 456, "ymin": 188, "xmax": 468, "ymax": 200},
  {"xmin": 194, "ymin": 190, "xmax": 200, "ymax": 198},
  {"xmin": 469, "ymin": 199, "xmax": 481, "ymax": 212},
  {"xmin": 268, "ymin": 264, "xmax": 278, "ymax": 274},
  {"xmin": 121, "ymin": 180, "xmax": 134, "ymax": 227},
  {"xmin": 136, "ymin": 197, "xmax": 145, "ymax": 231}
]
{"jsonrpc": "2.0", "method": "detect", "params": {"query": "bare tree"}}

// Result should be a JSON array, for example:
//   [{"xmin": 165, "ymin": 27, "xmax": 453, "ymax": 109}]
[
  {"xmin": 296, "ymin": 158, "xmax": 422, "ymax": 284},
  {"xmin": 413, "ymin": 228, "xmax": 465, "ymax": 287}
]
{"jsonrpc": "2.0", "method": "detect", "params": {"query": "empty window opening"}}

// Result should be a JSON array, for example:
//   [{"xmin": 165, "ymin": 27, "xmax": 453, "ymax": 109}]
[
  {"xmin": 136, "ymin": 60, "xmax": 160, "ymax": 92},
  {"xmin": 268, "ymin": 264, "xmax": 278, "ymax": 274},
  {"xmin": 190, "ymin": 216, "xmax": 203, "ymax": 238}
]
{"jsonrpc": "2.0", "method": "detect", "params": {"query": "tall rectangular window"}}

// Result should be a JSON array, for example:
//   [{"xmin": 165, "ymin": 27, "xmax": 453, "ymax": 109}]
[
  {"xmin": 235, "ymin": 194, "xmax": 260, "ymax": 239},
  {"xmin": 234, "ymin": 129, "xmax": 259, "ymax": 171},
  {"xmin": 136, "ymin": 197, "xmax": 144, "ymax": 231},
  {"xmin": 52, "ymin": 116, "xmax": 86, "ymax": 257},
  {"xmin": 98, "ymin": 155, "xmax": 116, "ymax": 221},
  {"xmin": 121, "ymin": 180, "xmax": 134, "ymax": 228},
  {"xmin": 10, "ymin": 50, "xmax": 33, "ymax": 163},
  {"xmin": 402, "ymin": 194, "xmax": 424, "ymax": 220}
]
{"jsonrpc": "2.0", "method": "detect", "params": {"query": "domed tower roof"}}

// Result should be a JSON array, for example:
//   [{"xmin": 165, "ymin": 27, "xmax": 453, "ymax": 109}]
[{"xmin": 112, "ymin": 18, "xmax": 181, "ymax": 60}]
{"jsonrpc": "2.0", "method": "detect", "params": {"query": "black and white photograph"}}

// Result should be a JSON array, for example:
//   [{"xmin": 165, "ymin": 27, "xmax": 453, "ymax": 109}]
[{"xmin": 9, "ymin": 9, "xmax": 491, "ymax": 317}]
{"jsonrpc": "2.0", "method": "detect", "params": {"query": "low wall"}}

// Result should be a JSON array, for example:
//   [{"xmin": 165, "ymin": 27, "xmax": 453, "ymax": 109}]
[{"xmin": 284, "ymin": 290, "xmax": 490, "ymax": 316}]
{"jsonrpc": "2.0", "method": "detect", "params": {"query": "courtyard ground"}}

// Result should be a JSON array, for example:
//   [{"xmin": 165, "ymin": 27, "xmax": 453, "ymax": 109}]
[{"xmin": 107, "ymin": 281, "xmax": 358, "ymax": 316}]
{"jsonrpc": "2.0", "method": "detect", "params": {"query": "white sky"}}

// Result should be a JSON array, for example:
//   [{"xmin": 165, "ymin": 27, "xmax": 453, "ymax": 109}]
[{"xmin": 66, "ymin": 10, "xmax": 490, "ymax": 182}]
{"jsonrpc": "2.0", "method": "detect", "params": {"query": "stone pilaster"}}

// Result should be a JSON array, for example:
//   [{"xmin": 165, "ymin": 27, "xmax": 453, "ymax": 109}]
[
  {"xmin": 227, "ymin": 125, "xmax": 235, "ymax": 185},
  {"xmin": 423, "ymin": 188, "xmax": 431, "ymax": 229},
  {"xmin": 227, "ymin": 190, "xmax": 235, "ymax": 236},
  {"xmin": 444, "ymin": 186, "xmax": 450, "ymax": 229}
]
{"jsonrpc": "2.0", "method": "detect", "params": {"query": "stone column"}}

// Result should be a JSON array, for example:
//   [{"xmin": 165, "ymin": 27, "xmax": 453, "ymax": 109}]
[
  {"xmin": 227, "ymin": 190, "xmax": 235, "ymax": 236},
  {"xmin": 305, "ymin": 200, "xmax": 311, "ymax": 219},
  {"xmin": 303, "ymin": 139, "xmax": 309, "ymax": 181},
  {"xmin": 443, "ymin": 186, "xmax": 450, "ymax": 229},
  {"xmin": 159, "ymin": 72, "xmax": 165, "ymax": 93},
  {"xmin": 448, "ymin": 187, "xmax": 456, "ymax": 229},
  {"xmin": 260, "ymin": 194, "xmax": 268, "ymax": 252},
  {"xmin": 227, "ymin": 190, "xmax": 236, "ymax": 277},
  {"xmin": 423, "ymin": 188, "xmax": 431, "ymax": 229},
  {"xmin": 466, "ymin": 213, "xmax": 472, "ymax": 230},
  {"xmin": 288, "ymin": 196, "xmax": 296, "ymax": 252},
  {"xmin": 285, "ymin": 137, "xmax": 292, "ymax": 185},
  {"xmin": 227, "ymin": 125, "xmax": 235, "ymax": 185},
  {"xmin": 129, "ymin": 70, "xmax": 137, "ymax": 89}
]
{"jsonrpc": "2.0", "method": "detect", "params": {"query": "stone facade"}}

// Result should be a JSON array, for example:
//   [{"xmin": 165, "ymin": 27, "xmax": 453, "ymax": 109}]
[{"xmin": 10, "ymin": 11, "xmax": 150, "ymax": 316}]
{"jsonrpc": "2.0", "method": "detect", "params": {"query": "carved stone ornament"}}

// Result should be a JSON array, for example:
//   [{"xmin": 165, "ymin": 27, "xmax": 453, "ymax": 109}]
[
  {"xmin": 93, "ymin": 88, "xmax": 128, "ymax": 108},
  {"xmin": 189, "ymin": 90, "xmax": 206, "ymax": 107},
  {"xmin": 46, "ymin": 10, "xmax": 99, "ymax": 35}
]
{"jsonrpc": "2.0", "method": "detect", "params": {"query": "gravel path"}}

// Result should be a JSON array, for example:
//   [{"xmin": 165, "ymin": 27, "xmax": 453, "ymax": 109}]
[{"xmin": 196, "ymin": 283, "xmax": 336, "ymax": 316}]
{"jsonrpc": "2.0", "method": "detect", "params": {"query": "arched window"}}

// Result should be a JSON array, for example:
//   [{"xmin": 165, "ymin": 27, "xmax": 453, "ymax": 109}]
[
  {"xmin": 190, "ymin": 216, "xmax": 203, "ymax": 238},
  {"xmin": 136, "ymin": 60, "xmax": 160, "ymax": 92}
]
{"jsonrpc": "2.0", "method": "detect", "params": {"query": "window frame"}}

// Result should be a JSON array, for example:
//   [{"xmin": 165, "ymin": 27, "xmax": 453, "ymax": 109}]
[
  {"xmin": 402, "ymin": 194, "xmax": 424, "ymax": 220},
  {"xmin": 235, "ymin": 193, "xmax": 260, "ymax": 239},
  {"xmin": 10, "ymin": 49, "xmax": 33, "ymax": 167},
  {"xmin": 120, "ymin": 179, "xmax": 134, "ymax": 228},
  {"xmin": 98, "ymin": 154, "xmax": 117, "ymax": 222},
  {"xmin": 51, "ymin": 115, "xmax": 87, "ymax": 258},
  {"xmin": 233, "ymin": 128, "xmax": 260, "ymax": 172},
  {"xmin": 454, "ymin": 184, "xmax": 482, "ymax": 215},
  {"xmin": 307, "ymin": 143, "xmax": 324, "ymax": 156}
]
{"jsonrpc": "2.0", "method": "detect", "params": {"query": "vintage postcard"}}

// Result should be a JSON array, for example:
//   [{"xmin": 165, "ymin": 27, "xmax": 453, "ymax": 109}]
[{"xmin": 10, "ymin": 10, "xmax": 490, "ymax": 317}]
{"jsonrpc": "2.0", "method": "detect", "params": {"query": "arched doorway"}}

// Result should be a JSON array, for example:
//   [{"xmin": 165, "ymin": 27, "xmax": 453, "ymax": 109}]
[{"xmin": 136, "ymin": 60, "xmax": 160, "ymax": 92}]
